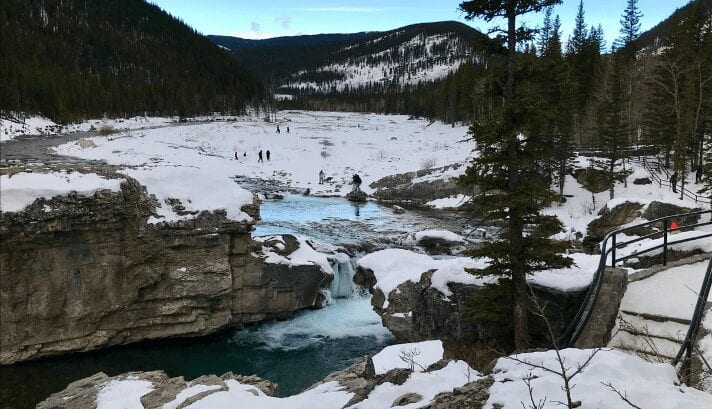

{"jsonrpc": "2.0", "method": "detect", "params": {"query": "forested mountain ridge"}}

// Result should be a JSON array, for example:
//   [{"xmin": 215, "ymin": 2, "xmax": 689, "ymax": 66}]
[
  {"xmin": 0, "ymin": 0, "xmax": 263, "ymax": 123},
  {"xmin": 634, "ymin": 0, "xmax": 712, "ymax": 50},
  {"xmin": 211, "ymin": 21, "xmax": 492, "ymax": 95}
]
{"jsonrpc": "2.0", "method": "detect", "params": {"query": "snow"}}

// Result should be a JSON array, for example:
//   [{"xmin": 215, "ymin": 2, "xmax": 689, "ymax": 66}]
[
  {"xmin": 621, "ymin": 261, "xmax": 712, "ymax": 320},
  {"xmin": 612, "ymin": 229, "xmax": 712, "ymax": 262},
  {"xmin": 403, "ymin": 229, "xmax": 466, "ymax": 244},
  {"xmin": 283, "ymin": 33, "xmax": 478, "ymax": 92},
  {"xmin": 185, "ymin": 380, "xmax": 353, "ymax": 409},
  {"xmin": 372, "ymin": 340, "xmax": 444, "ymax": 375},
  {"xmin": 426, "ymin": 194, "xmax": 470, "ymax": 209},
  {"xmin": 356, "ymin": 249, "xmax": 492, "ymax": 307},
  {"xmin": 96, "ymin": 377, "xmax": 154, "ymax": 409},
  {"xmin": 352, "ymin": 360, "xmax": 479, "ymax": 409},
  {"xmin": 544, "ymin": 155, "xmax": 706, "ymax": 239},
  {"xmin": 162, "ymin": 384, "xmax": 222, "ymax": 409},
  {"xmin": 54, "ymin": 111, "xmax": 471, "ymax": 199},
  {"xmin": 0, "ymin": 115, "xmax": 57, "ymax": 142},
  {"xmin": 253, "ymin": 235, "xmax": 333, "ymax": 276},
  {"xmin": 0, "ymin": 172, "xmax": 124, "ymax": 213},
  {"xmin": 358, "ymin": 249, "xmax": 601, "ymax": 308},
  {"xmin": 485, "ymin": 348, "xmax": 712, "ymax": 409}
]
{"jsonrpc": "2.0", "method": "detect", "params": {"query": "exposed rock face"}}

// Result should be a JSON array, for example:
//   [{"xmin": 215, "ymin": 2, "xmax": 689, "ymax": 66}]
[
  {"xmin": 586, "ymin": 201, "xmax": 644, "ymax": 242},
  {"xmin": 584, "ymin": 200, "xmax": 701, "ymax": 250},
  {"xmin": 370, "ymin": 163, "xmax": 470, "ymax": 205},
  {"xmin": 356, "ymin": 268, "xmax": 584, "ymax": 346},
  {"xmin": 641, "ymin": 201, "xmax": 700, "ymax": 226},
  {"xmin": 346, "ymin": 189, "xmax": 368, "ymax": 202},
  {"xmin": 574, "ymin": 267, "xmax": 627, "ymax": 348},
  {"xmin": 37, "ymin": 370, "xmax": 278, "ymax": 409},
  {"xmin": 0, "ymin": 180, "xmax": 329, "ymax": 364},
  {"xmin": 232, "ymin": 234, "xmax": 333, "ymax": 324},
  {"xmin": 37, "ymin": 355, "xmax": 483, "ymax": 409}
]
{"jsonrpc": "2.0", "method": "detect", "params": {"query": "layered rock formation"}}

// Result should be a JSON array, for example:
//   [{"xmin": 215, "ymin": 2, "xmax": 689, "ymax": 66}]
[
  {"xmin": 0, "ymin": 178, "xmax": 331, "ymax": 364},
  {"xmin": 370, "ymin": 163, "xmax": 470, "ymax": 205},
  {"xmin": 356, "ymin": 267, "xmax": 584, "ymax": 347}
]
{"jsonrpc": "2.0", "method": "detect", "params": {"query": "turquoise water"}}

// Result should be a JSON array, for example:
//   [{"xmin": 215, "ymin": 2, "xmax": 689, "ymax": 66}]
[{"xmin": 0, "ymin": 298, "xmax": 392, "ymax": 408}]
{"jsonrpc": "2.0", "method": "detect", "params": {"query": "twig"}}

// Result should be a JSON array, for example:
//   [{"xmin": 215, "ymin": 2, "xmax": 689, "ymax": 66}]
[{"xmin": 601, "ymin": 382, "xmax": 643, "ymax": 409}]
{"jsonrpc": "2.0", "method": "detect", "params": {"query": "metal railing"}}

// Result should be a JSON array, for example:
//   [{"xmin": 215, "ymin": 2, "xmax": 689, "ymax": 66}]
[
  {"xmin": 672, "ymin": 256, "xmax": 712, "ymax": 374},
  {"xmin": 562, "ymin": 209, "xmax": 712, "ymax": 347},
  {"xmin": 634, "ymin": 154, "xmax": 711, "ymax": 206}
]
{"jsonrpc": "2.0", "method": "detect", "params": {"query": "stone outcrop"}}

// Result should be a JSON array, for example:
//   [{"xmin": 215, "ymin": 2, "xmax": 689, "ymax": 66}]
[
  {"xmin": 370, "ymin": 163, "xmax": 470, "ymax": 205},
  {"xmin": 37, "ymin": 354, "xmax": 487, "ymax": 409},
  {"xmin": 574, "ymin": 267, "xmax": 627, "ymax": 348},
  {"xmin": 356, "ymin": 268, "xmax": 584, "ymax": 346},
  {"xmin": 232, "ymin": 234, "xmax": 333, "ymax": 324},
  {"xmin": 0, "ymin": 179, "xmax": 330, "ymax": 364}
]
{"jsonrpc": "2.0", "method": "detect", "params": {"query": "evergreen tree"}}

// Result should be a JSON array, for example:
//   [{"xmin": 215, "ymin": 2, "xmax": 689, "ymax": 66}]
[
  {"xmin": 614, "ymin": 0, "xmax": 643, "ymax": 53},
  {"xmin": 459, "ymin": 0, "xmax": 571, "ymax": 350},
  {"xmin": 566, "ymin": 0, "xmax": 588, "ymax": 56},
  {"xmin": 596, "ymin": 56, "xmax": 629, "ymax": 199}
]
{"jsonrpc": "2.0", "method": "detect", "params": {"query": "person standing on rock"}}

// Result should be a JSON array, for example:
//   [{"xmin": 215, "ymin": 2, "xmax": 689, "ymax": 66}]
[
  {"xmin": 319, "ymin": 170, "xmax": 325, "ymax": 184},
  {"xmin": 258, "ymin": 150, "xmax": 264, "ymax": 163},
  {"xmin": 352, "ymin": 174, "xmax": 362, "ymax": 192},
  {"xmin": 670, "ymin": 172, "xmax": 678, "ymax": 193},
  {"xmin": 266, "ymin": 150, "xmax": 271, "ymax": 161}
]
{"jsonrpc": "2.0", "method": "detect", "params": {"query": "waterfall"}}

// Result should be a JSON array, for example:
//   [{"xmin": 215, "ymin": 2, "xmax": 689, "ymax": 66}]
[{"xmin": 328, "ymin": 252, "xmax": 358, "ymax": 298}]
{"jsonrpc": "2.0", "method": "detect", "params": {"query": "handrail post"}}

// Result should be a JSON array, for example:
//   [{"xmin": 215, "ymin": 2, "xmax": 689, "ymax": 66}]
[
  {"xmin": 663, "ymin": 218, "xmax": 668, "ymax": 266},
  {"xmin": 611, "ymin": 234, "xmax": 616, "ymax": 267}
]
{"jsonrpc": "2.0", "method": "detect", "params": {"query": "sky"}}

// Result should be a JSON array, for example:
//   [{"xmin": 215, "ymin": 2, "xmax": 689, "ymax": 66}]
[{"xmin": 150, "ymin": 0, "xmax": 691, "ymax": 47}]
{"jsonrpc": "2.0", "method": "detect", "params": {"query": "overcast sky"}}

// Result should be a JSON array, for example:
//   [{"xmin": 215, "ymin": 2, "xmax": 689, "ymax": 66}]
[{"xmin": 150, "ymin": 0, "xmax": 691, "ymax": 47}]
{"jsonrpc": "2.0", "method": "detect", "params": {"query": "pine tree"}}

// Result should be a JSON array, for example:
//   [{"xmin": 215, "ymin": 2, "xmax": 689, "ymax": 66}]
[
  {"xmin": 459, "ymin": 0, "xmax": 571, "ymax": 351},
  {"xmin": 596, "ymin": 56, "xmax": 628, "ymax": 199},
  {"xmin": 614, "ymin": 0, "xmax": 643, "ymax": 53},
  {"xmin": 566, "ymin": 0, "xmax": 587, "ymax": 56}
]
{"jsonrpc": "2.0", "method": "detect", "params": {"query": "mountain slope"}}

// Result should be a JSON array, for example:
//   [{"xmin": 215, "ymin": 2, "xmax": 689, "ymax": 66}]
[
  {"xmin": 0, "ymin": 0, "xmax": 263, "ymax": 122},
  {"xmin": 211, "ymin": 21, "xmax": 492, "ymax": 95},
  {"xmin": 635, "ymin": 0, "xmax": 712, "ymax": 49}
]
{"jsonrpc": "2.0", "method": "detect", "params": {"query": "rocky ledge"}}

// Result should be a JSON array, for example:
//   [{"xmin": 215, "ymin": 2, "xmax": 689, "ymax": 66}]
[
  {"xmin": 355, "ymin": 265, "xmax": 584, "ymax": 347},
  {"xmin": 0, "ymin": 177, "xmax": 331, "ymax": 365},
  {"xmin": 37, "ymin": 353, "xmax": 493, "ymax": 409}
]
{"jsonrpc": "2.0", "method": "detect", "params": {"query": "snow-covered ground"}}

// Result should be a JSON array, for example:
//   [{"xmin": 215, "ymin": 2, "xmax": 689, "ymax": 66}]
[
  {"xmin": 358, "ymin": 249, "xmax": 600, "ymax": 306},
  {"xmin": 0, "ymin": 171, "xmax": 124, "ymax": 212},
  {"xmin": 43, "ymin": 111, "xmax": 471, "ymax": 222},
  {"xmin": 545, "ymin": 155, "xmax": 709, "ymax": 239},
  {"xmin": 486, "ymin": 348, "xmax": 712, "ymax": 409},
  {"xmin": 89, "ymin": 342, "xmax": 711, "ymax": 409}
]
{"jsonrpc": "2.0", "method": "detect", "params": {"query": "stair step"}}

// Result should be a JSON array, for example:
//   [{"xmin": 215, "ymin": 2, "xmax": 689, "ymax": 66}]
[
  {"xmin": 619, "ymin": 310, "xmax": 692, "ymax": 326},
  {"xmin": 615, "ymin": 312, "xmax": 690, "ymax": 341},
  {"xmin": 608, "ymin": 331, "xmax": 682, "ymax": 360}
]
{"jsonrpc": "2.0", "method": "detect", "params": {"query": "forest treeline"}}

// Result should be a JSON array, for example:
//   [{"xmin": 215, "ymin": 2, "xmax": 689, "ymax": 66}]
[
  {"xmin": 0, "ymin": 0, "xmax": 264, "ymax": 123},
  {"xmin": 284, "ymin": 0, "xmax": 711, "ymax": 196}
]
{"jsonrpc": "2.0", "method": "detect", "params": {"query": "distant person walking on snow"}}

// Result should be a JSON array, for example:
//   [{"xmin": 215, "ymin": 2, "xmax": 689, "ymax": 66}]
[
  {"xmin": 696, "ymin": 165, "xmax": 703, "ymax": 183},
  {"xmin": 319, "ymin": 170, "xmax": 325, "ymax": 185},
  {"xmin": 258, "ymin": 150, "xmax": 264, "ymax": 163},
  {"xmin": 276, "ymin": 125, "xmax": 280, "ymax": 134},
  {"xmin": 287, "ymin": 126, "xmax": 290, "ymax": 133},
  {"xmin": 670, "ymin": 172, "xmax": 678, "ymax": 193},
  {"xmin": 352, "ymin": 174, "xmax": 362, "ymax": 192},
  {"xmin": 266, "ymin": 150, "xmax": 271, "ymax": 161},
  {"xmin": 234, "ymin": 152, "xmax": 239, "ymax": 160}
]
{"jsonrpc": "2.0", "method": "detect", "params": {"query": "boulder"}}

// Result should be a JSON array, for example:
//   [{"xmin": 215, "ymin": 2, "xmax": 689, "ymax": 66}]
[
  {"xmin": 633, "ymin": 177, "xmax": 652, "ymax": 185},
  {"xmin": 585, "ymin": 201, "xmax": 644, "ymax": 244},
  {"xmin": 346, "ymin": 189, "xmax": 368, "ymax": 202},
  {"xmin": 370, "ymin": 163, "xmax": 470, "ymax": 205},
  {"xmin": 642, "ymin": 201, "xmax": 700, "ymax": 226}
]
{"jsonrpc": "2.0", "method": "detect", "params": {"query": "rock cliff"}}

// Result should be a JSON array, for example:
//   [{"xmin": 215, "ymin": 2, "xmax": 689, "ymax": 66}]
[{"xmin": 0, "ymin": 178, "xmax": 330, "ymax": 364}]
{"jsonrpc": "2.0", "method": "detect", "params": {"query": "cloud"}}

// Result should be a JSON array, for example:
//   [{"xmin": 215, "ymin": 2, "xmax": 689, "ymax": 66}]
[
  {"xmin": 275, "ymin": 15, "xmax": 292, "ymax": 29},
  {"xmin": 250, "ymin": 21, "xmax": 262, "ymax": 33}
]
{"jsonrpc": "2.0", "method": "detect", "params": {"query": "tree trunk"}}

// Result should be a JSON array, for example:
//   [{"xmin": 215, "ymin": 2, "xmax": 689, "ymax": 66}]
[{"xmin": 505, "ymin": 8, "xmax": 528, "ymax": 351}]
